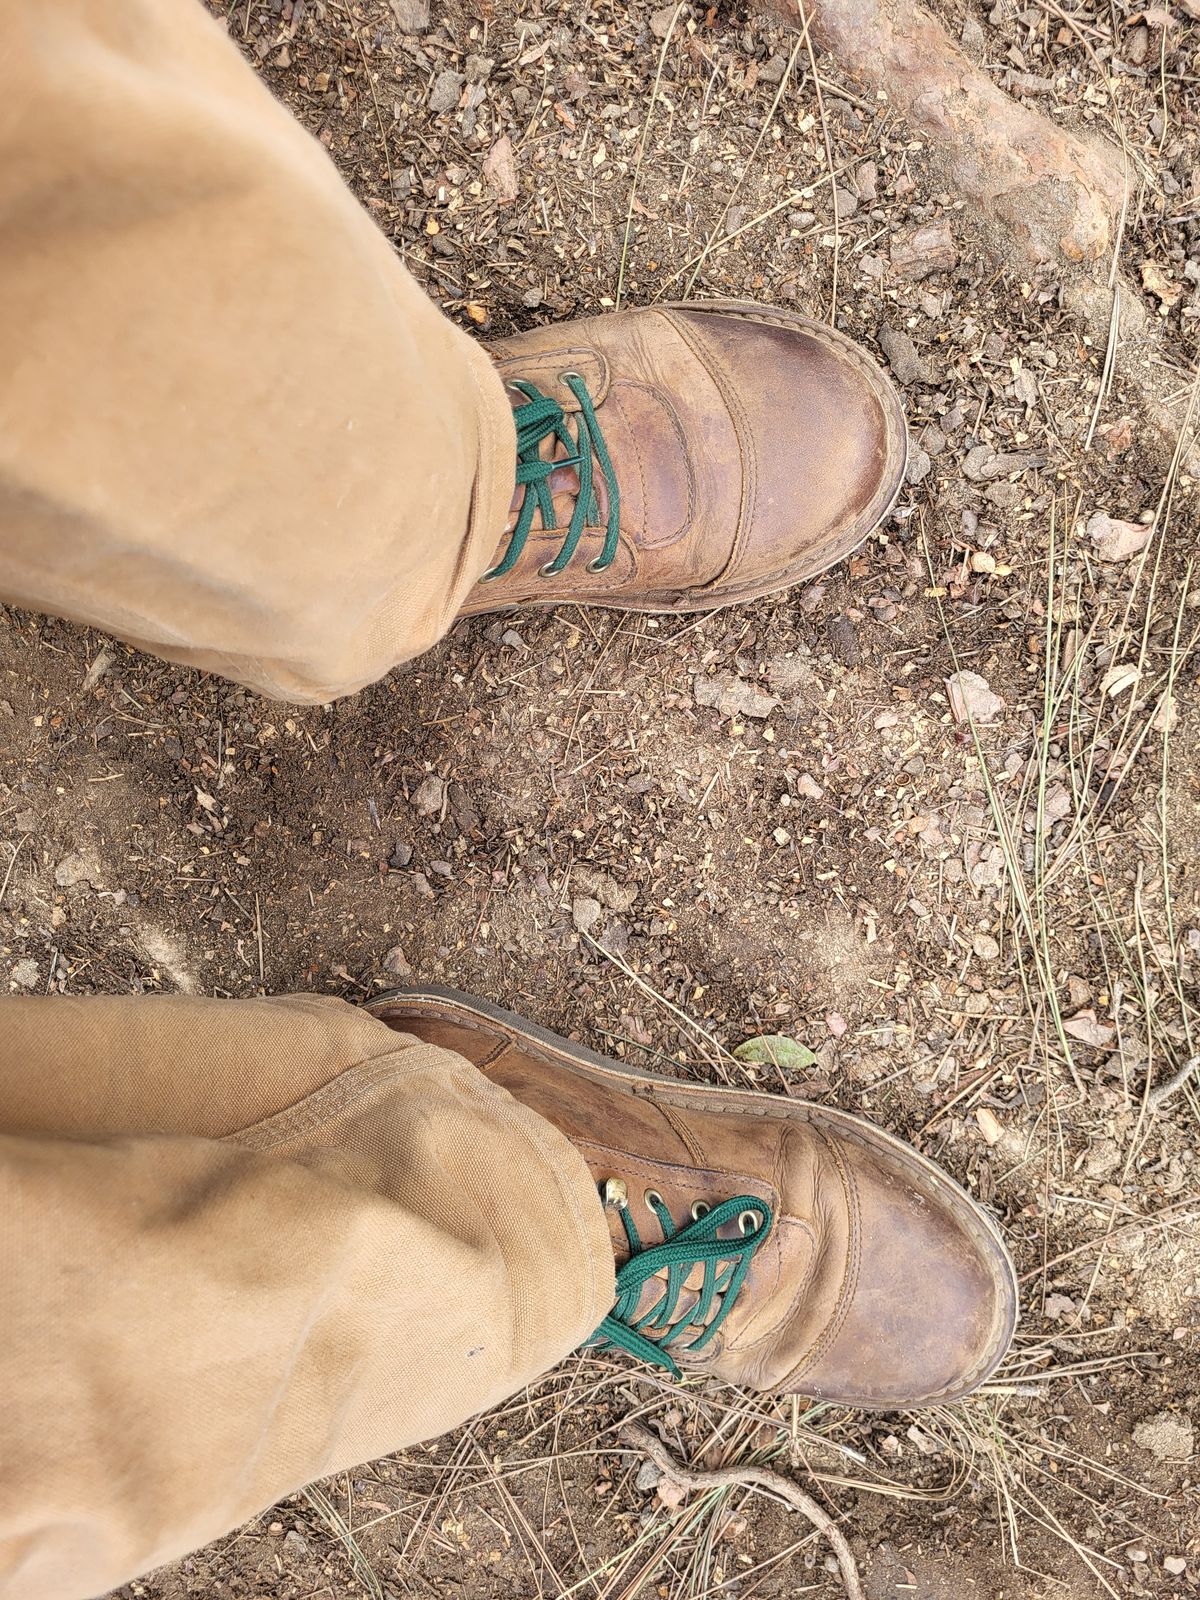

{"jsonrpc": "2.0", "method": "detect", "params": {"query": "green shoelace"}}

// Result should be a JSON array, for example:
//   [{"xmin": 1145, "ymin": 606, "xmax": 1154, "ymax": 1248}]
[
  {"xmin": 482, "ymin": 374, "xmax": 620, "ymax": 581},
  {"xmin": 590, "ymin": 1185, "xmax": 773, "ymax": 1378}
]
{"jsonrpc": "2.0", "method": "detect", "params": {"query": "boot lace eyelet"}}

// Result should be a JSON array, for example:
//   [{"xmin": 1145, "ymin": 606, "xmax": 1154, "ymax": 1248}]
[
  {"xmin": 690, "ymin": 1200, "xmax": 711, "ymax": 1221},
  {"xmin": 644, "ymin": 1189, "xmax": 664, "ymax": 1212},
  {"xmin": 538, "ymin": 561, "xmax": 558, "ymax": 578},
  {"xmin": 738, "ymin": 1209, "xmax": 758, "ymax": 1236},
  {"xmin": 586, "ymin": 555, "xmax": 611, "ymax": 574}
]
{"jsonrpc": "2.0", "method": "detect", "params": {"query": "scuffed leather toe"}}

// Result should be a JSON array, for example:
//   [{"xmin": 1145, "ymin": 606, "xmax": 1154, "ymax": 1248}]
[
  {"xmin": 660, "ymin": 303, "xmax": 908, "ymax": 602},
  {"xmin": 788, "ymin": 1115, "xmax": 1018, "ymax": 1408}
]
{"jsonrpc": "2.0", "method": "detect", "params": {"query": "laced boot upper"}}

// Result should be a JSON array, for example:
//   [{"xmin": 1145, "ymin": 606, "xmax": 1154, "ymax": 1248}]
[
  {"xmin": 461, "ymin": 299, "xmax": 908, "ymax": 617},
  {"xmin": 369, "ymin": 986, "xmax": 1019, "ymax": 1408}
]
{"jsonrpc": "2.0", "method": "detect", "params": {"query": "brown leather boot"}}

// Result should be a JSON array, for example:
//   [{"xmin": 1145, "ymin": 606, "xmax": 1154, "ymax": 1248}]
[
  {"xmin": 462, "ymin": 300, "xmax": 907, "ymax": 616},
  {"xmin": 368, "ymin": 987, "xmax": 1018, "ymax": 1409}
]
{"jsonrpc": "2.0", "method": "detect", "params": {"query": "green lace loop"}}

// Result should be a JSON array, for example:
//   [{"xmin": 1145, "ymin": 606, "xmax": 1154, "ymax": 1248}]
[
  {"xmin": 590, "ymin": 1192, "xmax": 773, "ymax": 1378},
  {"xmin": 482, "ymin": 374, "xmax": 620, "ymax": 581}
]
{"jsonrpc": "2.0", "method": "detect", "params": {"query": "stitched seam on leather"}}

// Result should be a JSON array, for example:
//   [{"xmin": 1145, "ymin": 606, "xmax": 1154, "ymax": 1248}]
[
  {"xmin": 726, "ymin": 1215, "xmax": 817, "ymax": 1355},
  {"xmin": 780, "ymin": 1125, "xmax": 860, "ymax": 1385},
  {"xmin": 608, "ymin": 379, "xmax": 696, "ymax": 549},
  {"xmin": 576, "ymin": 1141, "xmax": 775, "ymax": 1200},
  {"xmin": 491, "ymin": 344, "xmax": 612, "ymax": 407},
  {"xmin": 730, "ymin": 1125, "xmax": 844, "ymax": 1359},
  {"xmin": 657, "ymin": 1101, "xmax": 706, "ymax": 1165},
  {"xmin": 656, "ymin": 308, "xmax": 757, "ymax": 585}
]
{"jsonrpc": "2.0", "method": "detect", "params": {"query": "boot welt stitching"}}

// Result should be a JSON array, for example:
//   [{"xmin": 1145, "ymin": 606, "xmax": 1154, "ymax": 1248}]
[{"xmin": 657, "ymin": 307, "xmax": 758, "ymax": 585}]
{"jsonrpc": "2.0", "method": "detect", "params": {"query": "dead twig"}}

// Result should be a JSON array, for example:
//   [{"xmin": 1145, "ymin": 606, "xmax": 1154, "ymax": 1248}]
[
  {"xmin": 1147, "ymin": 1054, "xmax": 1200, "ymax": 1113},
  {"xmin": 0, "ymin": 832, "xmax": 29, "ymax": 909},
  {"xmin": 620, "ymin": 1420, "xmax": 866, "ymax": 1600}
]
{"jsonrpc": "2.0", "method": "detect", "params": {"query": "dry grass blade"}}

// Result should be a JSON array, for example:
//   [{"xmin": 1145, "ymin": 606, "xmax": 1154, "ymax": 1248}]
[
  {"xmin": 0, "ymin": 831, "xmax": 29, "ymax": 909},
  {"xmin": 580, "ymin": 927, "xmax": 739, "ymax": 1076},
  {"xmin": 615, "ymin": 2, "xmax": 684, "ymax": 312},
  {"xmin": 300, "ymin": 1482, "xmax": 385, "ymax": 1600},
  {"xmin": 789, "ymin": 0, "xmax": 839, "ymax": 323},
  {"xmin": 680, "ymin": 34, "xmax": 805, "ymax": 300}
]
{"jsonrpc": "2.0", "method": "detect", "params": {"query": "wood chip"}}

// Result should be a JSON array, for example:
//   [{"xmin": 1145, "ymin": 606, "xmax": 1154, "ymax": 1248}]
[
  {"xmin": 483, "ymin": 135, "xmax": 519, "ymax": 204},
  {"xmin": 975, "ymin": 1106, "xmax": 1004, "ymax": 1145}
]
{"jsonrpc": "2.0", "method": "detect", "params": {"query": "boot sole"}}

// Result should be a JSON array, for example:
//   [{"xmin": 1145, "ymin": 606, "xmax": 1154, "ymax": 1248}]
[{"xmin": 366, "ymin": 983, "xmax": 1019, "ymax": 1408}]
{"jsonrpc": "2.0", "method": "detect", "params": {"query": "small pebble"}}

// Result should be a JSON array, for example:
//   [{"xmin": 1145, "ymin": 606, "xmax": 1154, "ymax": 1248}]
[
  {"xmin": 411, "ymin": 774, "xmax": 445, "ymax": 817},
  {"xmin": 973, "ymin": 933, "xmax": 1001, "ymax": 961},
  {"xmin": 572, "ymin": 896, "xmax": 603, "ymax": 935}
]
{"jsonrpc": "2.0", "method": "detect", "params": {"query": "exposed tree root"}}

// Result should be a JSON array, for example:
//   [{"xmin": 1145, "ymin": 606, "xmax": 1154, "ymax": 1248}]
[
  {"xmin": 757, "ymin": 0, "xmax": 1198, "ymax": 469},
  {"xmin": 765, "ymin": 0, "xmax": 1126, "ymax": 271},
  {"xmin": 621, "ymin": 1420, "xmax": 867, "ymax": 1600}
]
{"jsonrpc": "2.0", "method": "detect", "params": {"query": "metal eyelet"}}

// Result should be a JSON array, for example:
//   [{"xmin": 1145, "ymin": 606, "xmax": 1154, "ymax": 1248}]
[
  {"xmin": 690, "ymin": 1200, "xmax": 711, "ymax": 1221},
  {"xmin": 586, "ymin": 556, "xmax": 610, "ymax": 574},
  {"xmin": 738, "ymin": 1209, "xmax": 759, "ymax": 1236},
  {"xmin": 558, "ymin": 369, "xmax": 583, "ymax": 383},
  {"xmin": 644, "ymin": 1189, "xmax": 664, "ymax": 1212},
  {"xmin": 603, "ymin": 1177, "xmax": 629, "ymax": 1209},
  {"xmin": 538, "ymin": 561, "xmax": 559, "ymax": 578}
]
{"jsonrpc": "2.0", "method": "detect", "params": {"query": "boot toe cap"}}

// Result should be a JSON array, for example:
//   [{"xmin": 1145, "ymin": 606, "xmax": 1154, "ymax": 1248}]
[
  {"xmin": 786, "ymin": 1119, "xmax": 1018, "ymax": 1408},
  {"xmin": 664, "ymin": 303, "xmax": 908, "ymax": 597}
]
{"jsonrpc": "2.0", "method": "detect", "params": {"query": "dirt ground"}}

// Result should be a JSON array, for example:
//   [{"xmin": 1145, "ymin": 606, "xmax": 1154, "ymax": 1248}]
[{"xmin": 3, "ymin": 0, "xmax": 1199, "ymax": 1594}]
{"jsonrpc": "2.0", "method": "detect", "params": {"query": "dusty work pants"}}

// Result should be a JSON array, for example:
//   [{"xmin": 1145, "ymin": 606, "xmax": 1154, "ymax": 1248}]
[{"xmin": 0, "ymin": 5, "xmax": 616, "ymax": 1599}]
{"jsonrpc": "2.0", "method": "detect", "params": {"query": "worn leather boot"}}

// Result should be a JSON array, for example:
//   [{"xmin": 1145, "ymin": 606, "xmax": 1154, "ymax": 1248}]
[
  {"xmin": 462, "ymin": 300, "xmax": 908, "ymax": 616},
  {"xmin": 368, "ymin": 987, "xmax": 1018, "ymax": 1409}
]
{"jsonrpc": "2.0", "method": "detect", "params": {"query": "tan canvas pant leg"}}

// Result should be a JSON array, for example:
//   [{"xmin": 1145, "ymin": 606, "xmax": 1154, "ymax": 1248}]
[
  {"xmin": 0, "ymin": 995, "xmax": 614, "ymax": 1600},
  {"xmin": 0, "ymin": 2, "xmax": 514, "ymax": 702}
]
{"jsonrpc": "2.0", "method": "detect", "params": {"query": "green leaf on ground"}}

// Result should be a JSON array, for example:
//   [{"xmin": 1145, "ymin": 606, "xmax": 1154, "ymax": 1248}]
[{"xmin": 733, "ymin": 1035, "xmax": 817, "ymax": 1072}]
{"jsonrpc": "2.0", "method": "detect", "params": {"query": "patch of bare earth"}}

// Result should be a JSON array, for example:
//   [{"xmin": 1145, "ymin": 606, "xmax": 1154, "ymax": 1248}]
[{"xmin": 1, "ymin": 0, "xmax": 1197, "ymax": 1594}]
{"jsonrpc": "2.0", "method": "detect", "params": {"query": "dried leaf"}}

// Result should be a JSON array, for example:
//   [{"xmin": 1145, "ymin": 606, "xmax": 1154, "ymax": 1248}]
[
  {"xmin": 733, "ymin": 1035, "xmax": 818, "ymax": 1073},
  {"xmin": 946, "ymin": 670, "xmax": 1005, "ymax": 724},
  {"xmin": 1086, "ymin": 511, "xmax": 1153, "ymax": 561},
  {"xmin": 1142, "ymin": 260, "xmax": 1183, "ymax": 307},
  {"xmin": 692, "ymin": 672, "xmax": 779, "ymax": 720},
  {"xmin": 1097, "ymin": 416, "xmax": 1136, "ymax": 458},
  {"xmin": 1153, "ymin": 692, "xmax": 1179, "ymax": 735},
  {"xmin": 975, "ymin": 1107, "xmax": 1004, "ymax": 1145},
  {"xmin": 655, "ymin": 1476, "xmax": 687, "ymax": 1509},
  {"xmin": 1064, "ymin": 1010, "xmax": 1116, "ymax": 1048},
  {"xmin": 650, "ymin": 3, "xmax": 681, "ymax": 38},
  {"xmin": 1100, "ymin": 662, "xmax": 1139, "ymax": 698}
]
